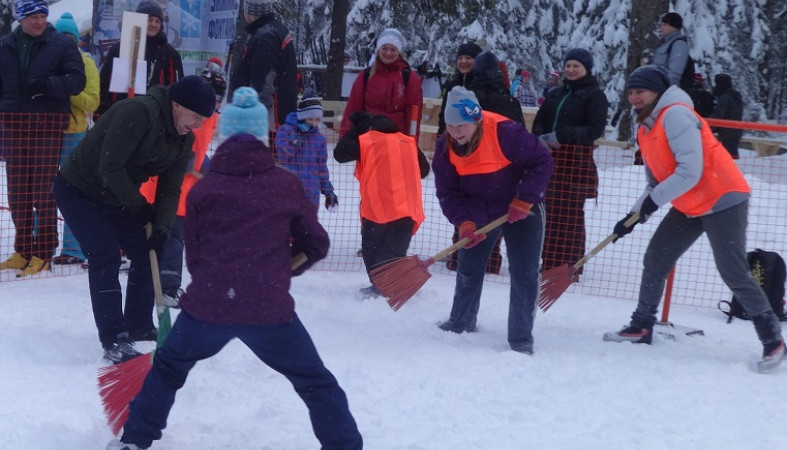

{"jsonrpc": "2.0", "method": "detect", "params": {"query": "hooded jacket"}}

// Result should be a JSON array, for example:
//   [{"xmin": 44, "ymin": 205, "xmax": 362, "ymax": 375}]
[
  {"xmin": 275, "ymin": 112, "xmax": 335, "ymax": 207},
  {"xmin": 0, "ymin": 24, "xmax": 86, "ymax": 116},
  {"xmin": 180, "ymin": 134, "xmax": 329, "ymax": 325},
  {"xmin": 632, "ymin": 85, "xmax": 749, "ymax": 216},
  {"xmin": 653, "ymin": 30, "xmax": 690, "ymax": 86},
  {"xmin": 59, "ymin": 85, "xmax": 193, "ymax": 234}
]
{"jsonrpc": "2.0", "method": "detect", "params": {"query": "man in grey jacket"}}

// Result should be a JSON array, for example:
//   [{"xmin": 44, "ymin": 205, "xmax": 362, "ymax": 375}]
[{"xmin": 651, "ymin": 12, "xmax": 690, "ymax": 87}]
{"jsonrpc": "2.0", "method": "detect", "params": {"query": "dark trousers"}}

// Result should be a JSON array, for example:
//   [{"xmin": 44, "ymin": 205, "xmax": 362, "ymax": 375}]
[
  {"xmin": 542, "ymin": 195, "xmax": 586, "ymax": 271},
  {"xmin": 450, "ymin": 204, "xmax": 545, "ymax": 345},
  {"xmin": 53, "ymin": 174, "xmax": 154, "ymax": 348},
  {"xmin": 123, "ymin": 312, "xmax": 363, "ymax": 449},
  {"xmin": 361, "ymin": 216, "xmax": 414, "ymax": 282},
  {"xmin": 159, "ymin": 216, "xmax": 184, "ymax": 296},
  {"xmin": 720, "ymin": 137, "xmax": 740, "ymax": 159},
  {"xmin": 3, "ymin": 126, "xmax": 63, "ymax": 260}
]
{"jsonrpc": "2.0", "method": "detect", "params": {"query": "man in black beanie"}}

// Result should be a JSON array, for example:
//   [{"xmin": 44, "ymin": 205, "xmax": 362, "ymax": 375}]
[
  {"xmin": 54, "ymin": 75, "xmax": 216, "ymax": 364},
  {"xmin": 652, "ymin": 11, "xmax": 692, "ymax": 88}
]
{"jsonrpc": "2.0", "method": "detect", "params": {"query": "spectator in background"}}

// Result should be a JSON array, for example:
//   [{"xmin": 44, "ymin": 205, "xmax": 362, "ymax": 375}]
[
  {"xmin": 106, "ymin": 86, "xmax": 363, "ymax": 450},
  {"xmin": 54, "ymin": 76, "xmax": 216, "ymax": 364},
  {"xmin": 340, "ymin": 28, "xmax": 423, "ymax": 140},
  {"xmin": 687, "ymin": 73, "xmax": 714, "ymax": 118},
  {"xmin": 334, "ymin": 112, "xmax": 430, "ymax": 299},
  {"xmin": 538, "ymin": 71, "xmax": 560, "ymax": 105},
  {"xmin": 652, "ymin": 12, "xmax": 690, "ymax": 87},
  {"xmin": 711, "ymin": 73, "xmax": 744, "ymax": 159},
  {"xmin": 532, "ymin": 48, "xmax": 609, "ymax": 277},
  {"xmin": 52, "ymin": 12, "xmax": 100, "ymax": 266},
  {"xmin": 0, "ymin": 0, "xmax": 86, "ymax": 276},
  {"xmin": 275, "ymin": 93, "xmax": 339, "ymax": 210},
  {"xmin": 139, "ymin": 59, "xmax": 228, "ymax": 308},
  {"xmin": 513, "ymin": 70, "xmax": 538, "ymax": 107},
  {"xmin": 605, "ymin": 65, "xmax": 784, "ymax": 374},
  {"xmin": 508, "ymin": 67, "xmax": 525, "ymax": 94},
  {"xmin": 438, "ymin": 41, "xmax": 482, "ymax": 135},
  {"xmin": 97, "ymin": 0, "xmax": 183, "ymax": 115},
  {"xmin": 432, "ymin": 86, "xmax": 553, "ymax": 354},
  {"xmin": 229, "ymin": 0, "xmax": 297, "ymax": 134}
]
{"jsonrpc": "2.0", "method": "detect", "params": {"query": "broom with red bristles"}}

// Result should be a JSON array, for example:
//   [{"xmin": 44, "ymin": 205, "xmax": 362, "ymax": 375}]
[
  {"xmin": 372, "ymin": 214, "xmax": 509, "ymax": 311},
  {"xmin": 538, "ymin": 213, "xmax": 640, "ymax": 312},
  {"xmin": 98, "ymin": 251, "xmax": 308, "ymax": 435}
]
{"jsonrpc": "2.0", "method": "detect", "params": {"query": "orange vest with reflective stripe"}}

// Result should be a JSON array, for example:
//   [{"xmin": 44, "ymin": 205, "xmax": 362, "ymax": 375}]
[
  {"xmin": 140, "ymin": 113, "xmax": 218, "ymax": 216},
  {"xmin": 639, "ymin": 104, "xmax": 750, "ymax": 216},
  {"xmin": 356, "ymin": 131, "xmax": 425, "ymax": 233},
  {"xmin": 449, "ymin": 111, "xmax": 511, "ymax": 175}
]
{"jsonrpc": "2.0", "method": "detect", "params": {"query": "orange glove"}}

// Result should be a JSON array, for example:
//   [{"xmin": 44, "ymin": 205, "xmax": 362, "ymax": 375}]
[
  {"xmin": 507, "ymin": 199, "xmax": 533, "ymax": 223},
  {"xmin": 459, "ymin": 221, "xmax": 486, "ymax": 249}
]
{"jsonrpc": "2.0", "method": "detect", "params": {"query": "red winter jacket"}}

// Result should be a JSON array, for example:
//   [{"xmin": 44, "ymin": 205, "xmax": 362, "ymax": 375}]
[{"xmin": 340, "ymin": 57, "xmax": 423, "ymax": 139}]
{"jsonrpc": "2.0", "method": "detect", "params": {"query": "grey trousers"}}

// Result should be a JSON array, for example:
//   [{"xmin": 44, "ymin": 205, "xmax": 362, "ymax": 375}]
[{"xmin": 632, "ymin": 200, "xmax": 773, "ymax": 325}]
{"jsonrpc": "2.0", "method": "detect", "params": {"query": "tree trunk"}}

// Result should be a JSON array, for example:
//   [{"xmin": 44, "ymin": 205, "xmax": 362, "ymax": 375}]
[
  {"xmin": 0, "ymin": 0, "xmax": 14, "ymax": 36},
  {"xmin": 323, "ymin": 0, "xmax": 349, "ymax": 100},
  {"xmin": 620, "ymin": 0, "xmax": 669, "ymax": 141}
]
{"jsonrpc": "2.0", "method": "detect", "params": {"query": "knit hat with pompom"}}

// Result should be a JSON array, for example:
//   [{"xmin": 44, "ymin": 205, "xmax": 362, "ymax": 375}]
[{"xmin": 220, "ymin": 87, "xmax": 269, "ymax": 145}]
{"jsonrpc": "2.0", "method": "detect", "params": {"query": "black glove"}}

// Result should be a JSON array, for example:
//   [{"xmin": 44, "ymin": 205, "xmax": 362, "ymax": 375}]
[
  {"xmin": 324, "ymin": 192, "xmax": 338, "ymax": 210},
  {"xmin": 147, "ymin": 227, "xmax": 168, "ymax": 260},
  {"xmin": 349, "ymin": 111, "xmax": 372, "ymax": 134},
  {"xmin": 134, "ymin": 203, "xmax": 155, "ymax": 227},
  {"xmin": 613, "ymin": 213, "xmax": 637, "ymax": 242},
  {"xmin": 26, "ymin": 79, "xmax": 47, "ymax": 99},
  {"xmin": 639, "ymin": 195, "xmax": 659, "ymax": 218}
]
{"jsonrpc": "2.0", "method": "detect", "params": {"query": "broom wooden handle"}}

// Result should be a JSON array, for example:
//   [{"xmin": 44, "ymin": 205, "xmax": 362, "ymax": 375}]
[
  {"xmin": 145, "ymin": 223, "xmax": 166, "ymax": 314},
  {"xmin": 128, "ymin": 26, "xmax": 141, "ymax": 98},
  {"xmin": 432, "ymin": 214, "xmax": 509, "ymax": 262},
  {"xmin": 572, "ymin": 212, "xmax": 640, "ymax": 270},
  {"xmin": 292, "ymin": 252, "xmax": 308, "ymax": 270}
]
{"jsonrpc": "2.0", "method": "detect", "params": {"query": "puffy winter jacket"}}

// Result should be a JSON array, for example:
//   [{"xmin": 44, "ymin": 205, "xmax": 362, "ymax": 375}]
[{"xmin": 275, "ymin": 112, "xmax": 335, "ymax": 207}]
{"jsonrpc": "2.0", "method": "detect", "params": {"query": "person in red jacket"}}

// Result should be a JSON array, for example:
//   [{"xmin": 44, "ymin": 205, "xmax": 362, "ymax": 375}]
[{"xmin": 340, "ymin": 28, "xmax": 423, "ymax": 140}]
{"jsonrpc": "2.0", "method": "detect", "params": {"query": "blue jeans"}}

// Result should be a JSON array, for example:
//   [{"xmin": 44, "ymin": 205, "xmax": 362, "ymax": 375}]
[
  {"xmin": 633, "ymin": 200, "xmax": 773, "ymax": 325},
  {"xmin": 57, "ymin": 132, "xmax": 86, "ymax": 260},
  {"xmin": 159, "ymin": 216, "xmax": 184, "ymax": 295},
  {"xmin": 53, "ymin": 174, "xmax": 155, "ymax": 347},
  {"xmin": 449, "ymin": 204, "xmax": 545, "ymax": 347},
  {"xmin": 123, "ymin": 312, "xmax": 363, "ymax": 449}
]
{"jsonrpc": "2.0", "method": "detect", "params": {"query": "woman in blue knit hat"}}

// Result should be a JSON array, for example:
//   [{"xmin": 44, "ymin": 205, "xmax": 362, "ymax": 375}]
[
  {"xmin": 603, "ymin": 65, "xmax": 784, "ymax": 373},
  {"xmin": 107, "ymin": 86, "xmax": 363, "ymax": 450},
  {"xmin": 532, "ymin": 47, "xmax": 609, "ymax": 279}
]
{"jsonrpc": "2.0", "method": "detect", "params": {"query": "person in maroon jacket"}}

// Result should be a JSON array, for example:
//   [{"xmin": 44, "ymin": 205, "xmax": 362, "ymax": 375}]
[
  {"xmin": 107, "ymin": 87, "xmax": 363, "ymax": 450},
  {"xmin": 340, "ymin": 28, "xmax": 423, "ymax": 139}
]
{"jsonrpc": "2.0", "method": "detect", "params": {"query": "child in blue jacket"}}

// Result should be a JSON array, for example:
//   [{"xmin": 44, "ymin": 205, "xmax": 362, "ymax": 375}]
[{"xmin": 275, "ymin": 94, "xmax": 339, "ymax": 210}]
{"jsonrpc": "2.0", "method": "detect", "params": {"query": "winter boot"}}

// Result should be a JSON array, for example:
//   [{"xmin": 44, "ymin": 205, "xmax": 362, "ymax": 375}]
[
  {"xmin": 128, "ymin": 327, "xmax": 158, "ymax": 343},
  {"xmin": 510, "ymin": 342, "xmax": 534, "ymax": 355},
  {"xmin": 437, "ymin": 320, "xmax": 477, "ymax": 334},
  {"xmin": 17, "ymin": 256, "xmax": 50, "ymax": 278},
  {"xmin": 103, "ymin": 333, "xmax": 142, "ymax": 364},
  {"xmin": 358, "ymin": 284, "xmax": 381, "ymax": 299},
  {"xmin": 757, "ymin": 340, "xmax": 786, "ymax": 373},
  {"xmin": 0, "ymin": 252, "xmax": 28, "ymax": 270},
  {"xmin": 106, "ymin": 439, "xmax": 148, "ymax": 450},
  {"xmin": 603, "ymin": 322, "xmax": 653, "ymax": 344}
]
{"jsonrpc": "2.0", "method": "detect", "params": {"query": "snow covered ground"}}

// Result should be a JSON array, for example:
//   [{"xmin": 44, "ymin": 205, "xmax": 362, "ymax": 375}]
[{"xmin": 1, "ymin": 260, "xmax": 784, "ymax": 449}]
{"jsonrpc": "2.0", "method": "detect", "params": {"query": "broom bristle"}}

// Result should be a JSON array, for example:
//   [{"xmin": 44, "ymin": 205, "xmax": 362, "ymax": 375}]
[
  {"xmin": 97, "ymin": 352, "xmax": 153, "ymax": 435},
  {"xmin": 538, "ymin": 264, "xmax": 574, "ymax": 312},
  {"xmin": 371, "ymin": 256, "xmax": 433, "ymax": 311}
]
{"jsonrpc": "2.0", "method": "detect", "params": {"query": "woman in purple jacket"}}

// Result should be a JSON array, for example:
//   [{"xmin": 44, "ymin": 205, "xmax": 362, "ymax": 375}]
[
  {"xmin": 432, "ymin": 87, "xmax": 554, "ymax": 354},
  {"xmin": 108, "ymin": 87, "xmax": 362, "ymax": 450}
]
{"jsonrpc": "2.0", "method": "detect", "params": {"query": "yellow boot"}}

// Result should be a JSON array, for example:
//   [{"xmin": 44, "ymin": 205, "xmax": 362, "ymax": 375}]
[
  {"xmin": 0, "ymin": 252, "xmax": 28, "ymax": 270},
  {"xmin": 17, "ymin": 256, "xmax": 50, "ymax": 278}
]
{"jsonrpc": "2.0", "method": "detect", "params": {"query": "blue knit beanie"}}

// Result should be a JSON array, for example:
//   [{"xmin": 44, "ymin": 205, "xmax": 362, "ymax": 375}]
[
  {"xmin": 55, "ymin": 12, "xmax": 79, "ymax": 43},
  {"xmin": 15, "ymin": 0, "xmax": 48, "ymax": 20},
  {"xmin": 627, "ymin": 65, "xmax": 669, "ymax": 95},
  {"xmin": 220, "ymin": 87, "xmax": 269, "ymax": 145},
  {"xmin": 564, "ymin": 48, "xmax": 594, "ymax": 74},
  {"xmin": 472, "ymin": 51, "xmax": 503, "ymax": 82}
]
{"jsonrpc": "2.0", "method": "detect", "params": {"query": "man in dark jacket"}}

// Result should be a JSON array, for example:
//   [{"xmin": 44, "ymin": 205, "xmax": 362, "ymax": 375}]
[
  {"xmin": 97, "ymin": 0, "xmax": 184, "ymax": 115},
  {"xmin": 107, "ymin": 86, "xmax": 362, "ymax": 450},
  {"xmin": 687, "ymin": 73, "xmax": 714, "ymax": 117},
  {"xmin": 0, "ymin": 0, "xmax": 86, "ymax": 276},
  {"xmin": 53, "ymin": 75, "xmax": 216, "ymax": 364},
  {"xmin": 711, "ymin": 73, "xmax": 744, "ymax": 159},
  {"xmin": 229, "ymin": 0, "xmax": 298, "ymax": 130}
]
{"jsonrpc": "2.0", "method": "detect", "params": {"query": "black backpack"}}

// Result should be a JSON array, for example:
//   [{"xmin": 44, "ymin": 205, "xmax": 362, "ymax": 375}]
[
  {"xmin": 718, "ymin": 249, "xmax": 787, "ymax": 323},
  {"xmin": 666, "ymin": 37, "xmax": 695, "ymax": 91}
]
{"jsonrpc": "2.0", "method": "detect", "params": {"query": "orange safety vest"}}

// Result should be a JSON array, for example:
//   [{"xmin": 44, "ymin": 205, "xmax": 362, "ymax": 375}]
[
  {"xmin": 449, "ymin": 111, "xmax": 512, "ymax": 175},
  {"xmin": 140, "ymin": 113, "xmax": 218, "ymax": 216},
  {"xmin": 638, "ymin": 104, "xmax": 750, "ymax": 216},
  {"xmin": 356, "ymin": 131, "xmax": 425, "ymax": 233}
]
